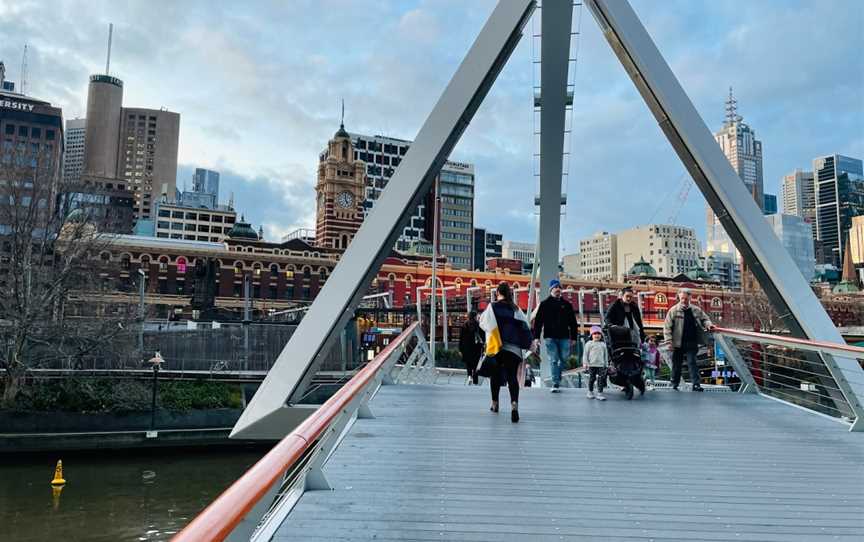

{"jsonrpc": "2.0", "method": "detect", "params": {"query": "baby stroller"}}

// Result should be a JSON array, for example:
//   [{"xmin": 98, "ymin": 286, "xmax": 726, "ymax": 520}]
[{"xmin": 603, "ymin": 325, "xmax": 646, "ymax": 400}]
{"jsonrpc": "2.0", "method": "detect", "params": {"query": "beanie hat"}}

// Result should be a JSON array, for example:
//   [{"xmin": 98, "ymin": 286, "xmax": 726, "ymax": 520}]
[
  {"xmin": 549, "ymin": 279, "xmax": 561, "ymax": 289},
  {"xmin": 590, "ymin": 325, "xmax": 602, "ymax": 334}
]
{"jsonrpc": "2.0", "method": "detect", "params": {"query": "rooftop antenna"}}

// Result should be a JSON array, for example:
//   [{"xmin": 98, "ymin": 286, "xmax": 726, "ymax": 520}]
[
  {"xmin": 340, "ymin": 98, "xmax": 345, "ymax": 129},
  {"xmin": 19, "ymin": 44, "xmax": 28, "ymax": 95},
  {"xmin": 105, "ymin": 23, "xmax": 114, "ymax": 75},
  {"xmin": 724, "ymin": 86, "xmax": 741, "ymax": 125}
]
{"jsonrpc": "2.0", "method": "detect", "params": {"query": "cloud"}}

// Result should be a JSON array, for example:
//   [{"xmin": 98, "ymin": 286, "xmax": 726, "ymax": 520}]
[{"xmin": 2, "ymin": 0, "xmax": 861, "ymax": 258}]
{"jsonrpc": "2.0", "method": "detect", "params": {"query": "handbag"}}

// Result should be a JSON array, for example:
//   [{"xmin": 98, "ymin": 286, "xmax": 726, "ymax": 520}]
[{"xmin": 476, "ymin": 354, "xmax": 498, "ymax": 378}]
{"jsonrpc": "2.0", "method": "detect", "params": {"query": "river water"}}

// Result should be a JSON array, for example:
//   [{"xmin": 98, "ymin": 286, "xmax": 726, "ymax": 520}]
[{"xmin": 0, "ymin": 446, "xmax": 268, "ymax": 542}]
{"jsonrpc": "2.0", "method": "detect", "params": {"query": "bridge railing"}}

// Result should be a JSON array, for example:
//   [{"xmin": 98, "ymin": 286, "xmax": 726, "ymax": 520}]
[
  {"xmin": 713, "ymin": 326, "xmax": 864, "ymax": 430},
  {"xmin": 171, "ymin": 322, "xmax": 431, "ymax": 542}
]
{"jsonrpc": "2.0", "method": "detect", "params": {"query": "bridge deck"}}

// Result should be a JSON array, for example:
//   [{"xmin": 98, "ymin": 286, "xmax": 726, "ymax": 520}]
[{"xmin": 274, "ymin": 384, "xmax": 864, "ymax": 541}]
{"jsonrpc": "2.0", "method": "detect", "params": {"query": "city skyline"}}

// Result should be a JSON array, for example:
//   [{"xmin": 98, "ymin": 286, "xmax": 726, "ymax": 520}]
[{"xmin": 0, "ymin": 0, "xmax": 861, "ymax": 249}]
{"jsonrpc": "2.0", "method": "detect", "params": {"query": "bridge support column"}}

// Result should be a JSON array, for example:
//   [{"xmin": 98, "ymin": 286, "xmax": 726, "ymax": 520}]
[
  {"xmin": 714, "ymin": 334, "xmax": 758, "ymax": 394},
  {"xmin": 537, "ymin": 1, "xmax": 574, "ymax": 386}
]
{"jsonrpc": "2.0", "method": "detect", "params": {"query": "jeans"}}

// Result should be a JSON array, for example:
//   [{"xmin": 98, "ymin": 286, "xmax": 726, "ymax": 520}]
[
  {"xmin": 671, "ymin": 348, "xmax": 700, "ymax": 388},
  {"xmin": 544, "ymin": 338, "xmax": 570, "ymax": 386},
  {"xmin": 588, "ymin": 366, "xmax": 606, "ymax": 393}
]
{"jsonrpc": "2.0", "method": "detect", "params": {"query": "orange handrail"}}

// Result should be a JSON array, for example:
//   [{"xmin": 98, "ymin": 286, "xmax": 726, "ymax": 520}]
[
  {"xmin": 713, "ymin": 326, "xmax": 864, "ymax": 357},
  {"xmin": 172, "ymin": 322, "xmax": 419, "ymax": 542}
]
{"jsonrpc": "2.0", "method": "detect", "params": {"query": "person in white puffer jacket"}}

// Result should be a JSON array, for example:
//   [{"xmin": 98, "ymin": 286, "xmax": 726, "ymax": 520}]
[{"xmin": 582, "ymin": 325, "xmax": 610, "ymax": 400}]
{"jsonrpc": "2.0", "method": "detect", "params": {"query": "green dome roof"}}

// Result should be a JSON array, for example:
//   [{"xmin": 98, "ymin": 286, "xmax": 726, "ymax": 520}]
[
  {"xmin": 685, "ymin": 265, "xmax": 712, "ymax": 281},
  {"xmin": 334, "ymin": 122, "xmax": 350, "ymax": 139},
  {"xmin": 832, "ymin": 280, "xmax": 860, "ymax": 294},
  {"xmin": 227, "ymin": 216, "xmax": 260, "ymax": 240},
  {"xmin": 628, "ymin": 256, "xmax": 656, "ymax": 277}
]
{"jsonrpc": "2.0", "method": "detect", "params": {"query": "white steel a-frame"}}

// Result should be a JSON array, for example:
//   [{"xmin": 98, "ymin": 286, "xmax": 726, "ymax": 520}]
[{"xmin": 233, "ymin": 0, "xmax": 864, "ymax": 438}]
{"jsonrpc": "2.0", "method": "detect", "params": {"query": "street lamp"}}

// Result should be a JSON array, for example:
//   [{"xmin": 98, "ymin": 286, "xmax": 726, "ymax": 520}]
[
  {"xmin": 148, "ymin": 351, "xmax": 165, "ymax": 431},
  {"xmin": 138, "ymin": 268, "xmax": 146, "ymax": 354}
]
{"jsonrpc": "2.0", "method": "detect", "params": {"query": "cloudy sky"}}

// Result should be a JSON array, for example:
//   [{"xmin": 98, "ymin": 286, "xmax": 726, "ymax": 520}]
[{"xmin": 2, "ymin": 0, "xmax": 862, "ymax": 253}]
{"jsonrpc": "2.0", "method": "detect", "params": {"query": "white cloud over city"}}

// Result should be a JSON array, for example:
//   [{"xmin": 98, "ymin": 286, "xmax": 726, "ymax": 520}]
[{"xmin": 1, "ymin": 0, "xmax": 861, "ymax": 250}]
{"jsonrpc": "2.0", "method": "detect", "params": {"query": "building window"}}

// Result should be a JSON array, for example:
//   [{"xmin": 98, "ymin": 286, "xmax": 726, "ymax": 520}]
[
  {"xmin": 269, "ymin": 286, "xmax": 278, "ymax": 299},
  {"xmin": 177, "ymin": 258, "xmax": 187, "ymax": 274},
  {"xmin": 302, "ymin": 286, "xmax": 311, "ymax": 299},
  {"xmin": 285, "ymin": 286, "xmax": 294, "ymax": 299}
]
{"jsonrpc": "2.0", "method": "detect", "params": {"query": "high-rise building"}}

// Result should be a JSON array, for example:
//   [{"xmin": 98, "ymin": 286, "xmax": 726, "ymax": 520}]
[
  {"xmin": 502, "ymin": 240, "xmax": 536, "ymax": 273},
  {"xmin": 81, "ymin": 73, "xmax": 180, "ymax": 223},
  {"xmin": 62, "ymin": 118, "xmax": 86, "ymax": 185},
  {"xmin": 813, "ymin": 154, "xmax": 864, "ymax": 267},
  {"xmin": 82, "ymin": 75, "xmax": 123, "ymax": 180},
  {"xmin": 315, "ymin": 123, "xmax": 366, "ymax": 250},
  {"xmin": 329, "ymin": 131, "xmax": 476, "ymax": 268},
  {"xmin": 428, "ymin": 161, "xmax": 474, "ymax": 269},
  {"xmin": 781, "ymin": 169, "xmax": 816, "ymax": 226},
  {"xmin": 117, "ymin": 107, "xmax": 180, "ymax": 220},
  {"xmin": 708, "ymin": 88, "xmax": 764, "ymax": 254},
  {"xmin": 763, "ymin": 193, "xmax": 777, "ymax": 215},
  {"xmin": 615, "ymin": 224, "xmax": 701, "ymax": 281},
  {"xmin": 473, "ymin": 228, "xmax": 502, "ymax": 271},
  {"xmin": 0, "ymin": 87, "xmax": 64, "ymax": 220},
  {"xmin": 765, "ymin": 214, "xmax": 816, "ymax": 281},
  {"xmin": 192, "ymin": 168, "xmax": 220, "ymax": 201},
  {"xmin": 579, "ymin": 232, "xmax": 617, "ymax": 282}
]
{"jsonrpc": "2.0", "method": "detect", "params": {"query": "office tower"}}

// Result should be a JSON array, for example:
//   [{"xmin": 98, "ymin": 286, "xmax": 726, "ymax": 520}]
[
  {"xmin": 813, "ymin": 154, "xmax": 864, "ymax": 266},
  {"xmin": 781, "ymin": 169, "xmax": 816, "ymax": 225},
  {"xmin": 192, "ymin": 168, "xmax": 220, "ymax": 201},
  {"xmin": 765, "ymin": 214, "xmax": 816, "ymax": 281},
  {"xmin": 763, "ymin": 193, "xmax": 777, "ymax": 215},
  {"xmin": 62, "ymin": 118, "xmax": 86, "ymax": 185},
  {"xmin": 707, "ymin": 88, "xmax": 764, "ymax": 254},
  {"xmin": 82, "ymin": 74, "xmax": 123, "ymax": 180},
  {"xmin": 473, "ymin": 228, "xmax": 503, "ymax": 271}
]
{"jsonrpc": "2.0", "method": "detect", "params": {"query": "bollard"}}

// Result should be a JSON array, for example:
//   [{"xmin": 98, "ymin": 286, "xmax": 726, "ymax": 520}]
[{"xmin": 51, "ymin": 460, "xmax": 66, "ymax": 486}]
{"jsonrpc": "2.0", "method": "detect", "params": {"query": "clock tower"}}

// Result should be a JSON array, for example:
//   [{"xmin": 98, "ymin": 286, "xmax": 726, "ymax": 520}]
[{"xmin": 315, "ymin": 122, "xmax": 366, "ymax": 250}]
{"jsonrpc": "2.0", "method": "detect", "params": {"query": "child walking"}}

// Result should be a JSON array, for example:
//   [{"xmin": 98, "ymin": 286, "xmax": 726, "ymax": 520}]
[
  {"xmin": 583, "ymin": 325, "xmax": 609, "ymax": 400},
  {"xmin": 641, "ymin": 335, "xmax": 661, "ymax": 389}
]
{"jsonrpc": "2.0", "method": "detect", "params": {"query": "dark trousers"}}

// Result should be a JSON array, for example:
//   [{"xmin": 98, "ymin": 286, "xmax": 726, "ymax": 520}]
[
  {"xmin": 463, "ymin": 355, "xmax": 479, "ymax": 385},
  {"xmin": 490, "ymin": 350, "xmax": 521, "ymax": 405},
  {"xmin": 588, "ymin": 366, "xmax": 606, "ymax": 393},
  {"xmin": 671, "ymin": 348, "xmax": 700, "ymax": 388}
]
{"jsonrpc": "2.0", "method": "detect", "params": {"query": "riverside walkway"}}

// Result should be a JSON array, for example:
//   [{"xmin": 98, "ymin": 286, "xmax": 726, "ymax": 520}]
[{"xmin": 272, "ymin": 383, "xmax": 864, "ymax": 542}]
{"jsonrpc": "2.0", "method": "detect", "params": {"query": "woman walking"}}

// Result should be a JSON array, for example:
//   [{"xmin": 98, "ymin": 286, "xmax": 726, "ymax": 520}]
[{"xmin": 478, "ymin": 283, "xmax": 532, "ymax": 423}]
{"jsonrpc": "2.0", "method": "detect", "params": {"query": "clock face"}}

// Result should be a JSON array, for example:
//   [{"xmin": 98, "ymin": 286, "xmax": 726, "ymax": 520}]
[{"xmin": 336, "ymin": 191, "xmax": 354, "ymax": 209}]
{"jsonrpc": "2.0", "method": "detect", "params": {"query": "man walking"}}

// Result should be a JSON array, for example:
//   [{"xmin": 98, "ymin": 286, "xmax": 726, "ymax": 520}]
[
  {"xmin": 458, "ymin": 311, "xmax": 484, "ymax": 385},
  {"xmin": 663, "ymin": 288, "xmax": 714, "ymax": 391},
  {"xmin": 532, "ymin": 279, "xmax": 579, "ymax": 392}
]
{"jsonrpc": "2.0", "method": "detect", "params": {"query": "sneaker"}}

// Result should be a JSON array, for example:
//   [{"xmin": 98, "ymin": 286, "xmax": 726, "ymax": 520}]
[
  {"xmin": 693, "ymin": 385, "xmax": 704, "ymax": 392},
  {"xmin": 586, "ymin": 391, "xmax": 595, "ymax": 399},
  {"xmin": 672, "ymin": 385, "xmax": 679, "ymax": 391},
  {"xmin": 596, "ymin": 393, "xmax": 606, "ymax": 401},
  {"xmin": 551, "ymin": 385, "xmax": 561, "ymax": 393}
]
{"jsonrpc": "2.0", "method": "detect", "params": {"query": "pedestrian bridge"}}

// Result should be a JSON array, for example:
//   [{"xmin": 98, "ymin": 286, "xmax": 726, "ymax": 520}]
[{"xmin": 174, "ymin": 323, "xmax": 864, "ymax": 541}]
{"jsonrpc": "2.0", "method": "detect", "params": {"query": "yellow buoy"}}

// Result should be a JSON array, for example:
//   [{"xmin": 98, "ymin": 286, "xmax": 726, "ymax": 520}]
[{"xmin": 50, "ymin": 460, "xmax": 66, "ymax": 486}]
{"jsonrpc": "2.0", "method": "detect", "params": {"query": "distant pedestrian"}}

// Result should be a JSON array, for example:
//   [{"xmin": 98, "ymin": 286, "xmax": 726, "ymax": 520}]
[
  {"xmin": 583, "ymin": 325, "xmax": 609, "ymax": 400},
  {"xmin": 524, "ymin": 363, "xmax": 536, "ymax": 387},
  {"xmin": 604, "ymin": 286, "xmax": 645, "ymax": 345},
  {"xmin": 478, "ymin": 283, "xmax": 533, "ymax": 423},
  {"xmin": 532, "ymin": 279, "xmax": 579, "ymax": 393},
  {"xmin": 641, "ymin": 335, "xmax": 661, "ymax": 389},
  {"xmin": 663, "ymin": 288, "xmax": 714, "ymax": 391},
  {"xmin": 459, "ymin": 311, "xmax": 484, "ymax": 385}
]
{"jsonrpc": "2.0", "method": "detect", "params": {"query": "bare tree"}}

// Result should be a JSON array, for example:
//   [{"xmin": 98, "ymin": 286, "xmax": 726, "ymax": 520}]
[{"xmin": 0, "ymin": 145, "xmax": 135, "ymax": 407}]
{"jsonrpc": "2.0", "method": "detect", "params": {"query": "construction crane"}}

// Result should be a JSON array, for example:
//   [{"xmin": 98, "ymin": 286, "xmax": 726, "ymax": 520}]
[{"xmin": 667, "ymin": 176, "xmax": 693, "ymax": 224}]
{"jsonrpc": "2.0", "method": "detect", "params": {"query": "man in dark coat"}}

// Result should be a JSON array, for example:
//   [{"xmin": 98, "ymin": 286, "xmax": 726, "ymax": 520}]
[
  {"xmin": 532, "ymin": 279, "xmax": 579, "ymax": 392},
  {"xmin": 458, "ymin": 311, "xmax": 484, "ymax": 385},
  {"xmin": 604, "ymin": 286, "xmax": 645, "ymax": 345}
]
